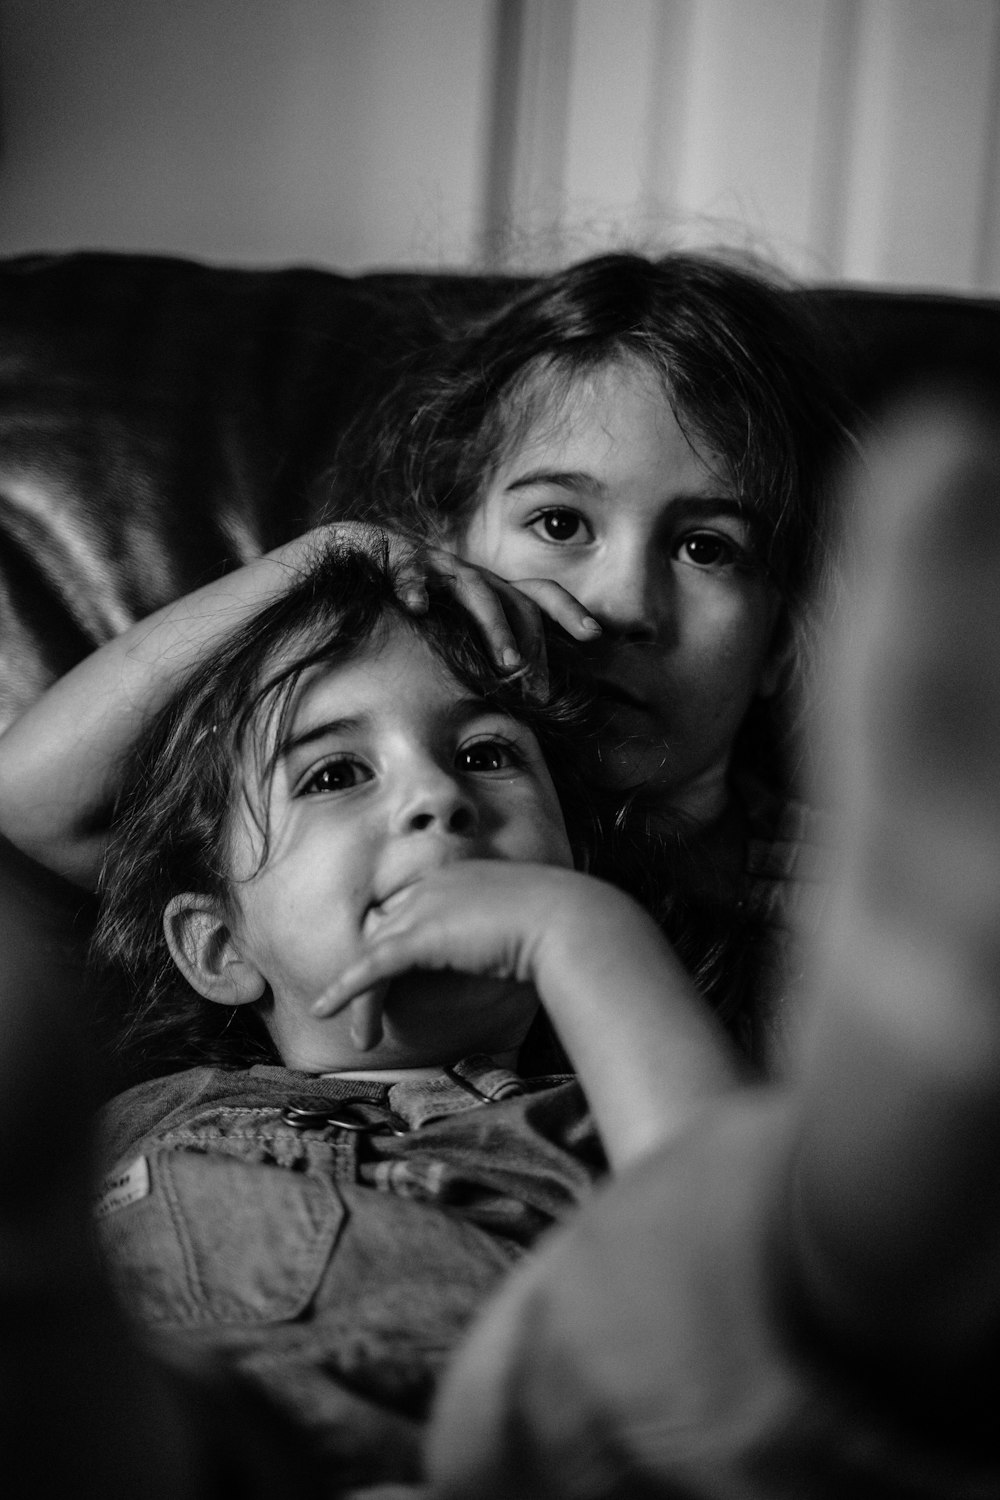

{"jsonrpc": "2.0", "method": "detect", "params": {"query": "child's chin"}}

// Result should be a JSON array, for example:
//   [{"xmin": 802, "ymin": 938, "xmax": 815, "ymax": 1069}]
[
  {"xmin": 589, "ymin": 722, "xmax": 675, "ymax": 793},
  {"xmin": 376, "ymin": 970, "xmax": 537, "ymax": 1067}
]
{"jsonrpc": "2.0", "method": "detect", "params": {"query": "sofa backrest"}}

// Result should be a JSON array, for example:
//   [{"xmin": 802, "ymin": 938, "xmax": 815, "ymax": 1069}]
[{"xmin": 2, "ymin": 250, "xmax": 999, "ymax": 730}]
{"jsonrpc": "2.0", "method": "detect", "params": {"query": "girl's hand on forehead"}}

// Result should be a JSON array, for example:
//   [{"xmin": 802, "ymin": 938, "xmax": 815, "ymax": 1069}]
[
  {"xmin": 418, "ymin": 548, "xmax": 603, "ymax": 681},
  {"xmin": 342, "ymin": 524, "xmax": 600, "ymax": 680}
]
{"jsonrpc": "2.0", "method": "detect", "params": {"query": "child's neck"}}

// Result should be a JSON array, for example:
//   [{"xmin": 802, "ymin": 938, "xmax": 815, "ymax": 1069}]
[{"xmin": 322, "ymin": 1046, "xmax": 520, "ymax": 1083}]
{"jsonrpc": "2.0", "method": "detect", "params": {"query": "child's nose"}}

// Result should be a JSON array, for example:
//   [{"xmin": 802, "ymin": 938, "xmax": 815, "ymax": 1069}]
[
  {"xmin": 578, "ymin": 550, "xmax": 672, "ymax": 644},
  {"xmin": 398, "ymin": 765, "xmax": 478, "ymax": 836}
]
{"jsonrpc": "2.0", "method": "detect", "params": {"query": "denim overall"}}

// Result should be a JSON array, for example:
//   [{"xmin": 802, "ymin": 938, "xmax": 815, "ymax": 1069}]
[{"xmin": 94, "ymin": 1056, "xmax": 604, "ymax": 1489}]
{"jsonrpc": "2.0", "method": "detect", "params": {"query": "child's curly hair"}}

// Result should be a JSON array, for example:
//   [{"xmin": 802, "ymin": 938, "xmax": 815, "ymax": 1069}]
[{"xmin": 90, "ymin": 537, "xmax": 602, "ymax": 1084}]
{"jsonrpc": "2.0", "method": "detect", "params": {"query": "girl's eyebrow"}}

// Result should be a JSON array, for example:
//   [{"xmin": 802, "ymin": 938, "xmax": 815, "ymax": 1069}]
[
  {"xmin": 504, "ymin": 468, "xmax": 601, "ymax": 495},
  {"xmin": 277, "ymin": 715, "xmax": 363, "ymax": 761},
  {"xmin": 276, "ymin": 698, "xmax": 513, "ymax": 763},
  {"xmin": 666, "ymin": 495, "xmax": 747, "ymax": 519},
  {"xmin": 504, "ymin": 470, "xmax": 742, "ymax": 514}
]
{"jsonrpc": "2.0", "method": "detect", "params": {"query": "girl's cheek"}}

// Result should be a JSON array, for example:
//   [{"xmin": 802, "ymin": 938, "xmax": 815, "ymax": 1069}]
[
  {"xmin": 466, "ymin": 531, "xmax": 511, "ymax": 574},
  {"xmin": 450, "ymin": 502, "xmax": 493, "ymax": 558},
  {"xmin": 455, "ymin": 501, "xmax": 528, "ymax": 572}
]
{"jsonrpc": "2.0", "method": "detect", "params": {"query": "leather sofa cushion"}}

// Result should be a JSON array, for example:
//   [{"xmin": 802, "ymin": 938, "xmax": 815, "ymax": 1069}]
[{"xmin": 3, "ymin": 250, "xmax": 1000, "ymax": 729}]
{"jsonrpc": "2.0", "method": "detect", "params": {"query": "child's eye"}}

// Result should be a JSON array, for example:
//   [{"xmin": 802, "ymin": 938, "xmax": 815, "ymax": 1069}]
[
  {"xmin": 300, "ymin": 756, "xmax": 373, "ymax": 795},
  {"xmin": 529, "ymin": 508, "xmax": 592, "ymax": 544},
  {"xmin": 675, "ymin": 531, "xmax": 742, "ymax": 569},
  {"xmin": 455, "ymin": 738, "xmax": 524, "ymax": 774}
]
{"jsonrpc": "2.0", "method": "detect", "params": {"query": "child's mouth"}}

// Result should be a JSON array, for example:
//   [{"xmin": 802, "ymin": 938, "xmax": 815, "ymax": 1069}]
[
  {"xmin": 363, "ymin": 894, "xmax": 400, "ymax": 933},
  {"xmin": 367, "ymin": 886, "xmax": 412, "ymax": 922},
  {"xmin": 363, "ymin": 873, "xmax": 439, "ymax": 931},
  {"xmin": 594, "ymin": 682, "xmax": 656, "ymax": 721}
]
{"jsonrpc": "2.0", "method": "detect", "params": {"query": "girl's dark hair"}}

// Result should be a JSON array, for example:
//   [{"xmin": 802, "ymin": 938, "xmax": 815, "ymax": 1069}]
[
  {"xmin": 90, "ymin": 540, "xmax": 598, "ymax": 1084},
  {"xmin": 332, "ymin": 250, "xmax": 855, "ymax": 788}
]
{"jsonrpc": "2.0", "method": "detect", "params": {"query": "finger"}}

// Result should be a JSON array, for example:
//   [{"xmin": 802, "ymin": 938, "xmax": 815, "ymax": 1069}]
[
  {"xmin": 308, "ymin": 980, "xmax": 360, "ymax": 1020},
  {"xmin": 329, "ymin": 522, "xmax": 431, "ymax": 613},
  {"xmin": 509, "ymin": 578, "xmax": 602, "ymax": 641},
  {"xmin": 350, "ymin": 525, "xmax": 437, "ymax": 608},
  {"xmin": 452, "ymin": 567, "xmax": 572, "ymax": 685},
  {"xmin": 396, "ymin": 557, "xmax": 430, "ymax": 613},
  {"xmin": 436, "ymin": 562, "xmax": 525, "ymax": 669},
  {"xmin": 472, "ymin": 580, "xmax": 555, "ymax": 692},
  {"xmin": 311, "ymin": 945, "xmax": 414, "ymax": 1018},
  {"xmin": 400, "ymin": 581, "xmax": 429, "ymax": 613},
  {"xmin": 349, "ymin": 992, "xmax": 385, "ymax": 1052},
  {"xmin": 484, "ymin": 578, "xmax": 547, "ymax": 668},
  {"xmin": 386, "ymin": 538, "xmax": 432, "ymax": 613},
  {"xmin": 310, "ymin": 906, "xmax": 470, "ymax": 1017}
]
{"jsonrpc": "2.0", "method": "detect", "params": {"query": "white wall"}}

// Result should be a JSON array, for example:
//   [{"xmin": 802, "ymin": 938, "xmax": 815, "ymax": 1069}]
[
  {"xmin": 2, "ymin": 0, "xmax": 999, "ymax": 290},
  {"xmin": 0, "ymin": 0, "xmax": 497, "ymax": 269}
]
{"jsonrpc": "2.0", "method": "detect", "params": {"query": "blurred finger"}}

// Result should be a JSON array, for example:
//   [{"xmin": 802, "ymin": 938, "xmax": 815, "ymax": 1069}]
[
  {"xmin": 309, "ymin": 981, "xmax": 357, "ymax": 1019},
  {"xmin": 349, "ymin": 991, "xmax": 385, "ymax": 1051},
  {"xmin": 312, "ymin": 950, "xmax": 408, "ymax": 1017}
]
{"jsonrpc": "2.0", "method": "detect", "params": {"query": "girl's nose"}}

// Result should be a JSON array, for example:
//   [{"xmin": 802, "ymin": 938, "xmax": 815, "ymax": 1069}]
[
  {"xmin": 578, "ymin": 550, "xmax": 672, "ymax": 645},
  {"xmin": 397, "ymin": 763, "xmax": 478, "ymax": 836}
]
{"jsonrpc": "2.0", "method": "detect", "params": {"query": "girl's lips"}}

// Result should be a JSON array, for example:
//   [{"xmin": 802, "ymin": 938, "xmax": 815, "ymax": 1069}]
[
  {"xmin": 366, "ymin": 856, "xmax": 466, "ymax": 926},
  {"xmin": 594, "ymin": 681, "xmax": 655, "ymax": 718},
  {"xmin": 365, "ymin": 880, "xmax": 420, "ymax": 929},
  {"xmin": 375, "ymin": 883, "xmax": 417, "ymax": 914}
]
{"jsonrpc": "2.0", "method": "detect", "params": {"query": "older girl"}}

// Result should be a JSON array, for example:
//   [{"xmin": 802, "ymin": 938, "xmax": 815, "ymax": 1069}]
[{"xmin": 334, "ymin": 252, "xmax": 852, "ymax": 1053}]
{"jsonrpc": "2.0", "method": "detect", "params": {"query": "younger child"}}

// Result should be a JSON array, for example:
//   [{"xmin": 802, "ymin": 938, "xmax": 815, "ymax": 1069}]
[{"xmin": 85, "ymin": 539, "xmax": 736, "ymax": 1491}]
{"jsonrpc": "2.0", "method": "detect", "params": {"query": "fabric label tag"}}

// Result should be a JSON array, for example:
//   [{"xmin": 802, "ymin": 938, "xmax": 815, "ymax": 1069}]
[{"xmin": 94, "ymin": 1155, "xmax": 151, "ymax": 1219}]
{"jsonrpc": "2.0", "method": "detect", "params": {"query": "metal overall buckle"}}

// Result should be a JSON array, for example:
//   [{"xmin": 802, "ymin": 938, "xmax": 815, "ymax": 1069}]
[{"xmin": 281, "ymin": 1097, "xmax": 410, "ymax": 1136}]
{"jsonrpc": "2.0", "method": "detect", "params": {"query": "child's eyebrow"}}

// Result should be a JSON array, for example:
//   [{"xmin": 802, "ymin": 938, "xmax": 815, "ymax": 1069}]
[
  {"xmin": 502, "ymin": 471, "xmax": 739, "ymax": 510},
  {"xmin": 504, "ymin": 468, "xmax": 601, "ymax": 495},
  {"xmin": 666, "ymin": 496, "xmax": 748, "ymax": 519},
  {"xmin": 277, "ymin": 716, "xmax": 363, "ymax": 762},
  {"xmin": 276, "ymin": 699, "xmax": 514, "ymax": 764}
]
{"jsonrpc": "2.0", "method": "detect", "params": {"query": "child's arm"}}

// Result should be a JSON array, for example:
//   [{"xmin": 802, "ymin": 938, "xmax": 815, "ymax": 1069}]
[
  {"xmin": 0, "ymin": 527, "xmax": 596, "ymax": 889},
  {"xmin": 311, "ymin": 862, "xmax": 739, "ymax": 1171},
  {"xmin": 0, "ymin": 527, "xmax": 342, "ymax": 886}
]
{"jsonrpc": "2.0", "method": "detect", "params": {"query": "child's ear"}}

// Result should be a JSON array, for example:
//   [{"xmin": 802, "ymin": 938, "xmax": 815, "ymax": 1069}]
[{"xmin": 163, "ymin": 894, "xmax": 265, "ymax": 1007}]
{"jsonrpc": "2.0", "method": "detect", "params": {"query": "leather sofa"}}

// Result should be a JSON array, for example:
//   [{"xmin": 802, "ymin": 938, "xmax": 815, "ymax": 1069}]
[{"xmin": 3, "ymin": 249, "xmax": 1000, "ymax": 733}]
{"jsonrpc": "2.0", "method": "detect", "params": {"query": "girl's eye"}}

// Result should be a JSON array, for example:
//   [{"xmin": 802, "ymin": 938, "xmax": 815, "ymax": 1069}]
[
  {"xmin": 529, "ymin": 508, "xmax": 591, "ymax": 544},
  {"xmin": 676, "ymin": 532, "xmax": 739, "ymax": 569},
  {"xmin": 455, "ymin": 738, "xmax": 523, "ymax": 774},
  {"xmin": 300, "ymin": 757, "xmax": 373, "ymax": 795}
]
